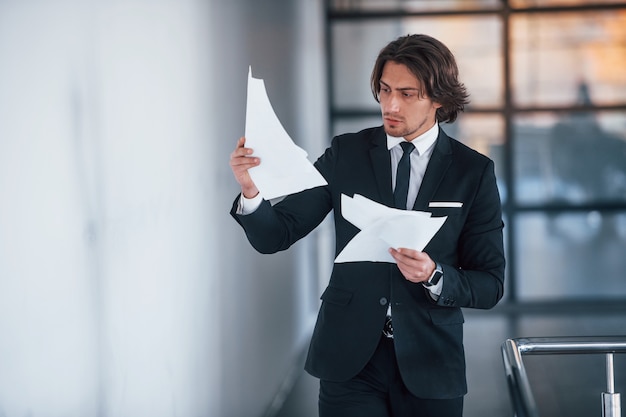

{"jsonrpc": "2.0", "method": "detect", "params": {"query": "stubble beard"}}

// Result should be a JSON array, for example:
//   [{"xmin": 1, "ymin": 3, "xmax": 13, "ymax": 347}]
[{"xmin": 384, "ymin": 120, "xmax": 424, "ymax": 140}]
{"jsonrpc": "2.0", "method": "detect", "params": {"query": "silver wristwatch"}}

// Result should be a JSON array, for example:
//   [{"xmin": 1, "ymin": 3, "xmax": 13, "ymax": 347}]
[{"xmin": 423, "ymin": 262, "xmax": 443, "ymax": 287}]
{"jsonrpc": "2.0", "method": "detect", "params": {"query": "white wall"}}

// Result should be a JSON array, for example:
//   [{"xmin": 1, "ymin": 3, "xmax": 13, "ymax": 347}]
[
  {"xmin": 210, "ymin": 2, "xmax": 329, "ymax": 416},
  {"xmin": 0, "ymin": 1, "xmax": 327, "ymax": 416}
]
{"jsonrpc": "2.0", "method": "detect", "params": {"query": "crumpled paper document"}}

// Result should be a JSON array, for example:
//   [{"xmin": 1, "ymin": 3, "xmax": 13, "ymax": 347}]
[
  {"xmin": 244, "ymin": 67, "xmax": 327, "ymax": 200},
  {"xmin": 335, "ymin": 194, "xmax": 447, "ymax": 263}
]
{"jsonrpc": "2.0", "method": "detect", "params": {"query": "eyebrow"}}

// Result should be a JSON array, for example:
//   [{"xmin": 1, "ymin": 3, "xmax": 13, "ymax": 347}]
[{"xmin": 379, "ymin": 80, "xmax": 420, "ymax": 92}]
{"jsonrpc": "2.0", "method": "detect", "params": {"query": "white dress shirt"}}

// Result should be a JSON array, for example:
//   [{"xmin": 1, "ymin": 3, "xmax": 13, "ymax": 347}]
[
  {"xmin": 387, "ymin": 122, "xmax": 443, "ymax": 299},
  {"xmin": 387, "ymin": 122, "xmax": 438, "ymax": 210}
]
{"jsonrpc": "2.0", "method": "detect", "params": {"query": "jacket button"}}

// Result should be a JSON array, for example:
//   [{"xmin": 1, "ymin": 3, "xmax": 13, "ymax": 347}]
[{"xmin": 379, "ymin": 297, "xmax": 388, "ymax": 306}]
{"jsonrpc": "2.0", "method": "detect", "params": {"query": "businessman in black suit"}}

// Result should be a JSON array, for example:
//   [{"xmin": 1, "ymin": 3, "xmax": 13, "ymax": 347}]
[{"xmin": 230, "ymin": 34, "xmax": 505, "ymax": 417}]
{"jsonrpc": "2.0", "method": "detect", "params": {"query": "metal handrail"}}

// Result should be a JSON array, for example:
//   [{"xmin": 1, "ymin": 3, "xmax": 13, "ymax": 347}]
[{"xmin": 501, "ymin": 336, "xmax": 626, "ymax": 417}]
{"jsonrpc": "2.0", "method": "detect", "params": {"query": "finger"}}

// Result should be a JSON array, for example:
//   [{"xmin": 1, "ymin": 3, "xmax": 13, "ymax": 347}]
[
  {"xmin": 236, "ymin": 136, "xmax": 248, "ymax": 149},
  {"xmin": 231, "ymin": 144, "xmax": 255, "ymax": 160},
  {"xmin": 395, "ymin": 247, "xmax": 423, "ymax": 259},
  {"xmin": 229, "ymin": 149, "xmax": 256, "ymax": 163},
  {"xmin": 389, "ymin": 248, "xmax": 418, "ymax": 264},
  {"xmin": 389, "ymin": 249, "xmax": 431, "ymax": 282},
  {"xmin": 388, "ymin": 248, "xmax": 404, "ymax": 261},
  {"xmin": 232, "ymin": 160, "xmax": 260, "ymax": 172}
]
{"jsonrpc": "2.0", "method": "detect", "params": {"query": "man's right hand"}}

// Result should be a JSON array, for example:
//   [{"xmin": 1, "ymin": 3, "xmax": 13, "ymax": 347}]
[{"xmin": 229, "ymin": 136, "xmax": 261, "ymax": 198}]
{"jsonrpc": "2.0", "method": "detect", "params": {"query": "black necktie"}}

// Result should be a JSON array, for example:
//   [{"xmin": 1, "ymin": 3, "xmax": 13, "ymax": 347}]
[{"xmin": 393, "ymin": 141, "xmax": 415, "ymax": 209}]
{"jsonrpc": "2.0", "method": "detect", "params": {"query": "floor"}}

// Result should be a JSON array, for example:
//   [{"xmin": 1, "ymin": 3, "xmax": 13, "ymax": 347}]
[{"xmin": 272, "ymin": 301, "xmax": 626, "ymax": 417}]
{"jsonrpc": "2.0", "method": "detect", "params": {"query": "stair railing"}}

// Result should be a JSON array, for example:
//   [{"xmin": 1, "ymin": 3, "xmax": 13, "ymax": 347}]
[{"xmin": 501, "ymin": 336, "xmax": 626, "ymax": 417}]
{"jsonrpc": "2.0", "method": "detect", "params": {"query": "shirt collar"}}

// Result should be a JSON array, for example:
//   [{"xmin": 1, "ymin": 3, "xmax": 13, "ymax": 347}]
[{"xmin": 386, "ymin": 122, "xmax": 439, "ymax": 155}]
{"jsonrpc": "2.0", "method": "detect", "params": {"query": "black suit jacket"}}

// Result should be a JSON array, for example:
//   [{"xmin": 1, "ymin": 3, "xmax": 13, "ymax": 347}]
[{"xmin": 231, "ymin": 126, "xmax": 505, "ymax": 399}]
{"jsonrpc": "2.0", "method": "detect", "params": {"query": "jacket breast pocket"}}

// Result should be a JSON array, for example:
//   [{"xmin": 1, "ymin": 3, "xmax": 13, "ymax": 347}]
[
  {"xmin": 320, "ymin": 286, "xmax": 353, "ymax": 306},
  {"xmin": 428, "ymin": 206, "xmax": 463, "ymax": 218},
  {"xmin": 428, "ymin": 207, "xmax": 465, "ymax": 236}
]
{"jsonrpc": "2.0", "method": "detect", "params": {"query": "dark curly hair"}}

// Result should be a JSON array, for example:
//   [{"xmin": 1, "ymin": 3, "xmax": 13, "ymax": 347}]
[{"xmin": 371, "ymin": 34, "xmax": 469, "ymax": 123}]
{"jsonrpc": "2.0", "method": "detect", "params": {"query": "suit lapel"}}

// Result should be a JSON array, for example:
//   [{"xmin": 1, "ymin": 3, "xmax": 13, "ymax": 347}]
[
  {"xmin": 368, "ymin": 127, "xmax": 394, "ymax": 206},
  {"xmin": 413, "ymin": 130, "xmax": 453, "ymax": 211}
]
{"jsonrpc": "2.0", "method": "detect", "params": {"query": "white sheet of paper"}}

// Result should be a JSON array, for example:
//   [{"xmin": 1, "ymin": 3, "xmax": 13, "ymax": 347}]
[
  {"xmin": 335, "ymin": 194, "xmax": 447, "ymax": 264},
  {"xmin": 335, "ymin": 216, "xmax": 397, "ymax": 263},
  {"xmin": 341, "ymin": 194, "xmax": 431, "ymax": 230},
  {"xmin": 244, "ymin": 67, "xmax": 327, "ymax": 200},
  {"xmin": 378, "ymin": 213, "xmax": 447, "ymax": 250}
]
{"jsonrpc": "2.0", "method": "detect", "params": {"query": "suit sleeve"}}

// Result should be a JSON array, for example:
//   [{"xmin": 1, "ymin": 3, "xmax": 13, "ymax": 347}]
[
  {"xmin": 435, "ymin": 159, "xmax": 505, "ymax": 309},
  {"xmin": 229, "ymin": 142, "xmax": 336, "ymax": 254}
]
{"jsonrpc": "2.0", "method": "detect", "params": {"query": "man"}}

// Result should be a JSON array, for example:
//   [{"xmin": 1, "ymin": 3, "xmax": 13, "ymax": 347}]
[{"xmin": 230, "ymin": 34, "xmax": 505, "ymax": 417}]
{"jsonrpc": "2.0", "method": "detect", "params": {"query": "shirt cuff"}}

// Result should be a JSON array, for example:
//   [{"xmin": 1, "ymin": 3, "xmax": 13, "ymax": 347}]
[{"xmin": 237, "ymin": 192, "xmax": 263, "ymax": 215}]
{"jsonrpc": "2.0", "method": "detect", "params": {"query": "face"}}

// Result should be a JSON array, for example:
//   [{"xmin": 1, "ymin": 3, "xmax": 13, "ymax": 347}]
[{"xmin": 378, "ymin": 61, "xmax": 442, "ymax": 141}]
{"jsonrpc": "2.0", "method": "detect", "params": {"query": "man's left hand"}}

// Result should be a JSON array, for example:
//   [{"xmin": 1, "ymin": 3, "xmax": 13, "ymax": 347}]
[{"xmin": 388, "ymin": 248, "xmax": 436, "ymax": 284}]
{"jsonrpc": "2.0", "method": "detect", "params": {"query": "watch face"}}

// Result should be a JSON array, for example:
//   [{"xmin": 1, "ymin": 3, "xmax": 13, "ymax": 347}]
[
  {"xmin": 425, "ymin": 264, "xmax": 443, "ymax": 287},
  {"xmin": 430, "ymin": 271, "xmax": 443, "ymax": 285}
]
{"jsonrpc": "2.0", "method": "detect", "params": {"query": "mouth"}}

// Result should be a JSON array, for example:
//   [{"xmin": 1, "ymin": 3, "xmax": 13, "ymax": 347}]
[{"xmin": 383, "ymin": 114, "xmax": 403, "ymax": 124}]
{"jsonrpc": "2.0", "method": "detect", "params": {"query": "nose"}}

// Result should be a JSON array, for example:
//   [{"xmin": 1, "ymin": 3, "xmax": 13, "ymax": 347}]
[{"xmin": 385, "ymin": 93, "xmax": 400, "ymax": 113}]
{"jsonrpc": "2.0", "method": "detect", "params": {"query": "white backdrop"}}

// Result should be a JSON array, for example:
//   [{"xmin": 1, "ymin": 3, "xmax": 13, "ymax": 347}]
[
  {"xmin": 0, "ymin": 1, "xmax": 219, "ymax": 415},
  {"xmin": 0, "ymin": 1, "xmax": 327, "ymax": 416}
]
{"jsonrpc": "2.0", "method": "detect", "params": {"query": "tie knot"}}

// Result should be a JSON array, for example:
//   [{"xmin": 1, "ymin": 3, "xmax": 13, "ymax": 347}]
[{"xmin": 400, "ymin": 141, "xmax": 415, "ymax": 155}]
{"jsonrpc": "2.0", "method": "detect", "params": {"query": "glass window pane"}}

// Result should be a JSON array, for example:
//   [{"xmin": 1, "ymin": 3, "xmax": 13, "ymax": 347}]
[
  {"xmin": 511, "ymin": 0, "xmax": 626, "ymax": 7},
  {"xmin": 443, "ymin": 114, "xmax": 507, "ymax": 201},
  {"xmin": 332, "ymin": 16, "xmax": 503, "ymax": 109},
  {"xmin": 511, "ymin": 11, "xmax": 626, "ymax": 107},
  {"xmin": 513, "ymin": 111, "xmax": 626, "ymax": 204},
  {"xmin": 443, "ymin": 113, "xmax": 504, "ymax": 159},
  {"xmin": 331, "ymin": 21, "xmax": 397, "ymax": 110},
  {"xmin": 330, "ymin": 0, "xmax": 500, "ymax": 12},
  {"xmin": 515, "ymin": 212, "xmax": 626, "ymax": 300}
]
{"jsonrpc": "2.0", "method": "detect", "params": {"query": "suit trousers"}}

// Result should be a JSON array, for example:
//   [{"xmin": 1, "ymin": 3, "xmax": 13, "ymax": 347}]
[{"xmin": 318, "ymin": 336, "xmax": 463, "ymax": 417}]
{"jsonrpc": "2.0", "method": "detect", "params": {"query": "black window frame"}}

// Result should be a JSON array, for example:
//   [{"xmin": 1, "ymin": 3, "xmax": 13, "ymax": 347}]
[{"xmin": 324, "ymin": 0, "xmax": 626, "ymax": 304}]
